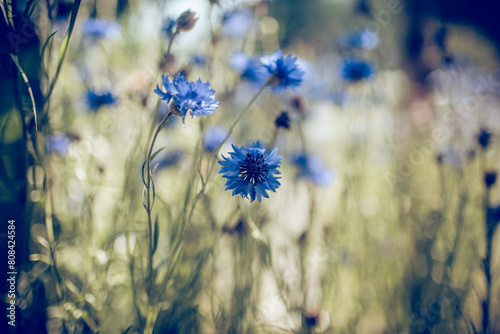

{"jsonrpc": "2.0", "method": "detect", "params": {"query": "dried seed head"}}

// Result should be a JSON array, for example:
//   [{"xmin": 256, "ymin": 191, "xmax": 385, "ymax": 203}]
[{"xmin": 176, "ymin": 10, "xmax": 198, "ymax": 32}]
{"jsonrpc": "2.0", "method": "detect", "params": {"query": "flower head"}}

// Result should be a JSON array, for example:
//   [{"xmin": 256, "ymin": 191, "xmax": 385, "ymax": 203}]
[
  {"xmin": 176, "ymin": 10, "xmax": 198, "ymax": 32},
  {"xmin": 339, "ymin": 57, "xmax": 375, "ymax": 82},
  {"xmin": 292, "ymin": 153, "xmax": 335, "ymax": 186},
  {"xmin": 203, "ymin": 126, "xmax": 228, "ymax": 152},
  {"xmin": 341, "ymin": 29, "xmax": 379, "ymax": 51},
  {"xmin": 274, "ymin": 111, "xmax": 291, "ymax": 130},
  {"xmin": 86, "ymin": 89, "xmax": 117, "ymax": 111},
  {"xmin": 219, "ymin": 141, "xmax": 282, "ymax": 202},
  {"xmin": 230, "ymin": 51, "xmax": 267, "ymax": 84},
  {"xmin": 477, "ymin": 128, "xmax": 493, "ymax": 150},
  {"xmin": 261, "ymin": 49, "xmax": 305, "ymax": 91},
  {"xmin": 154, "ymin": 72, "xmax": 220, "ymax": 125}
]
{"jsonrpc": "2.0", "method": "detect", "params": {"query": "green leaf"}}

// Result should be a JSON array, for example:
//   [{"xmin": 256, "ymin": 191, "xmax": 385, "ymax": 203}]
[
  {"xmin": 150, "ymin": 146, "xmax": 168, "ymax": 162},
  {"xmin": 9, "ymin": 54, "xmax": 38, "ymax": 131},
  {"xmin": 153, "ymin": 215, "xmax": 159, "ymax": 255},
  {"xmin": 46, "ymin": 0, "xmax": 82, "ymax": 100},
  {"xmin": 41, "ymin": 31, "xmax": 57, "ymax": 79}
]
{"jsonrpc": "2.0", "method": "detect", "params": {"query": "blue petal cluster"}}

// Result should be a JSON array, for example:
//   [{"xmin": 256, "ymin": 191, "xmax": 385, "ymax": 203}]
[
  {"xmin": 292, "ymin": 153, "xmax": 335, "ymax": 187},
  {"xmin": 230, "ymin": 52, "xmax": 267, "ymax": 84},
  {"xmin": 154, "ymin": 73, "xmax": 220, "ymax": 124},
  {"xmin": 261, "ymin": 49, "xmax": 305, "ymax": 91},
  {"xmin": 86, "ymin": 89, "xmax": 117, "ymax": 111},
  {"xmin": 339, "ymin": 58, "xmax": 375, "ymax": 82},
  {"xmin": 219, "ymin": 141, "xmax": 282, "ymax": 202}
]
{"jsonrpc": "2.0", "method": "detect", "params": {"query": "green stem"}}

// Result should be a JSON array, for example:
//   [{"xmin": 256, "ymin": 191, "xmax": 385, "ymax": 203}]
[{"xmin": 145, "ymin": 111, "xmax": 172, "ymax": 308}]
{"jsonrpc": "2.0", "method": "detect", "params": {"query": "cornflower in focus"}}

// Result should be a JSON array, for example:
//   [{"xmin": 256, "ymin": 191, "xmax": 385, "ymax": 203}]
[
  {"xmin": 261, "ymin": 49, "xmax": 305, "ymax": 91},
  {"xmin": 154, "ymin": 73, "xmax": 220, "ymax": 125},
  {"xmin": 219, "ymin": 141, "xmax": 282, "ymax": 202},
  {"xmin": 339, "ymin": 57, "xmax": 375, "ymax": 82}
]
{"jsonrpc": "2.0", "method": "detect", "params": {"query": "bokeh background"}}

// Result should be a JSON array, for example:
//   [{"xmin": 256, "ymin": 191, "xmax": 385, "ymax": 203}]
[{"xmin": 2, "ymin": 0, "xmax": 500, "ymax": 333}]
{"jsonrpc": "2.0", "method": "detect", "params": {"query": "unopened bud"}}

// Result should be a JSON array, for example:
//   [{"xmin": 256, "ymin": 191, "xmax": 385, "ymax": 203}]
[{"xmin": 176, "ymin": 10, "xmax": 198, "ymax": 32}]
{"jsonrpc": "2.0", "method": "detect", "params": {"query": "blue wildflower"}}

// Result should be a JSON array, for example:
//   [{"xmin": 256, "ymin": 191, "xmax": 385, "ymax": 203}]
[
  {"xmin": 230, "ymin": 51, "xmax": 267, "ymax": 84},
  {"xmin": 192, "ymin": 54, "xmax": 206, "ymax": 66},
  {"xmin": 339, "ymin": 58, "xmax": 375, "ymax": 82},
  {"xmin": 86, "ymin": 89, "xmax": 117, "ymax": 111},
  {"xmin": 292, "ymin": 153, "xmax": 335, "ymax": 186},
  {"xmin": 219, "ymin": 141, "xmax": 282, "ymax": 202},
  {"xmin": 81, "ymin": 19, "xmax": 121, "ymax": 41},
  {"xmin": 154, "ymin": 72, "xmax": 220, "ymax": 125},
  {"xmin": 221, "ymin": 9, "xmax": 252, "ymax": 37},
  {"xmin": 46, "ymin": 134, "xmax": 71, "ymax": 155},
  {"xmin": 203, "ymin": 126, "xmax": 228, "ymax": 152},
  {"xmin": 341, "ymin": 29, "xmax": 379, "ymax": 51},
  {"xmin": 261, "ymin": 49, "xmax": 305, "ymax": 91}
]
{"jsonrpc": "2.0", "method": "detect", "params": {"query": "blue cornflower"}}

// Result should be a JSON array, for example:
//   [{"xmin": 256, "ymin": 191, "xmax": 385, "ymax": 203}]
[
  {"xmin": 219, "ymin": 141, "xmax": 282, "ymax": 202},
  {"xmin": 292, "ymin": 153, "xmax": 335, "ymax": 187},
  {"xmin": 86, "ymin": 89, "xmax": 117, "ymax": 111},
  {"xmin": 154, "ymin": 72, "xmax": 220, "ymax": 125},
  {"xmin": 230, "ymin": 51, "xmax": 267, "ymax": 84},
  {"xmin": 81, "ymin": 19, "xmax": 121, "ymax": 41},
  {"xmin": 203, "ymin": 126, "xmax": 228, "ymax": 152},
  {"xmin": 46, "ymin": 134, "xmax": 71, "ymax": 155},
  {"xmin": 221, "ymin": 9, "xmax": 252, "ymax": 37},
  {"xmin": 339, "ymin": 58, "xmax": 375, "ymax": 82},
  {"xmin": 261, "ymin": 49, "xmax": 305, "ymax": 91}
]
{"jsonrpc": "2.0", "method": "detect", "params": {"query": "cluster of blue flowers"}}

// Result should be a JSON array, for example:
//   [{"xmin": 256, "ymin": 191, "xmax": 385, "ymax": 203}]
[
  {"xmin": 219, "ymin": 141, "xmax": 282, "ymax": 203},
  {"xmin": 230, "ymin": 49, "xmax": 305, "ymax": 91},
  {"xmin": 154, "ymin": 73, "xmax": 220, "ymax": 125}
]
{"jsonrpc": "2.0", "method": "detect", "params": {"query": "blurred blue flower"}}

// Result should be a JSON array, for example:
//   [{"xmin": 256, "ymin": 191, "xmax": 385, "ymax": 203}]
[
  {"xmin": 192, "ymin": 54, "xmax": 206, "ymax": 66},
  {"xmin": 292, "ymin": 153, "xmax": 335, "ymax": 186},
  {"xmin": 230, "ymin": 51, "xmax": 267, "ymax": 84},
  {"xmin": 342, "ymin": 29, "xmax": 379, "ymax": 51},
  {"xmin": 219, "ymin": 141, "xmax": 282, "ymax": 202},
  {"xmin": 203, "ymin": 126, "xmax": 228, "ymax": 152},
  {"xmin": 86, "ymin": 89, "xmax": 117, "ymax": 111},
  {"xmin": 261, "ymin": 49, "xmax": 305, "ymax": 91},
  {"xmin": 46, "ymin": 134, "xmax": 70, "ymax": 155},
  {"xmin": 81, "ymin": 19, "xmax": 121, "ymax": 41},
  {"xmin": 161, "ymin": 18, "xmax": 177, "ymax": 39},
  {"xmin": 153, "ymin": 149, "xmax": 183, "ymax": 171},
  {"xmin": 339, "ymin": 58, "xmax": 375, "ymax": 83},
  {"xmin": 154, "ymin": 72, "xmax": 220, "ymax": 125},
  {"xmin": 221, "ymin": 9, "xmax": 252, "ymax": 37}
]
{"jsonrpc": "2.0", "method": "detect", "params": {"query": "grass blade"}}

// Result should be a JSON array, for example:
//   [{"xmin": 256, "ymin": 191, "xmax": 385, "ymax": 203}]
[{"xmin": 9, "ymin": 54, "xmax": 38, "ymax": 131}]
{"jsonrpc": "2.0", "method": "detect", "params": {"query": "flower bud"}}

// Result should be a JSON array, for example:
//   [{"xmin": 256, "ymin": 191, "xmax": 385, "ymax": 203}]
[
  {"xmin": 176, "ymin": 10, "xmax": 198, "ymax": 33},
  {"xmin": 274, "ymin": 111, "xmax": 291, "ymax": 130}
]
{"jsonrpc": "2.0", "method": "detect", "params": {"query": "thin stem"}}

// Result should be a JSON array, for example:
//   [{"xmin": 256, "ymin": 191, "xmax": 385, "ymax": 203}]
[{"xmin": 144, "ymin": 111, "xmax": 172, "ymax": 309}]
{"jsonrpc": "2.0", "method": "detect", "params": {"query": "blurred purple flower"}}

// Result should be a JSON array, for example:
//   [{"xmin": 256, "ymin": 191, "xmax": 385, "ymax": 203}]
[
  {"xmin": 81, "ymin": 19, "xmax": 121, "ymax": 41},
  {"xmin": 221, "ymin": 9, "xmax": 252, "ymax": 37},
  {"xmin": 46, "ymin": 134, "xmax": 70, "ymax": 155}
]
